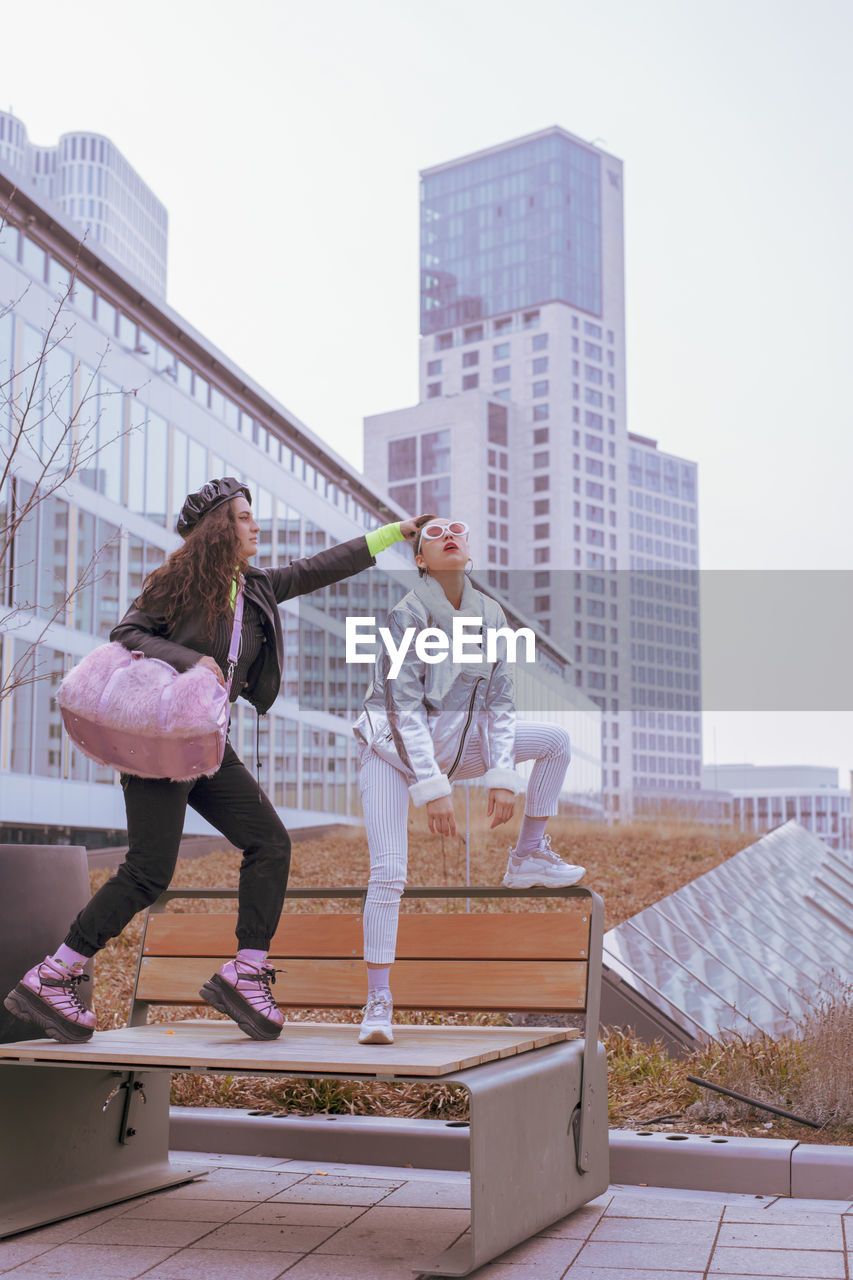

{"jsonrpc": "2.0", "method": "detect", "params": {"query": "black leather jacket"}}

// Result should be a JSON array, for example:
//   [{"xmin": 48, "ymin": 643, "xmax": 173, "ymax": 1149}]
[{"xmin": 111, "ymin": 536, "xmax": 375, "ymax": 714}]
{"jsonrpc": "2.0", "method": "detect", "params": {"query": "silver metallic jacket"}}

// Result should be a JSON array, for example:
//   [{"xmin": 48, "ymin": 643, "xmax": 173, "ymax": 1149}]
[{"xmin": 353, "ymin": 575, "xmax": 524, "ymax": 806}]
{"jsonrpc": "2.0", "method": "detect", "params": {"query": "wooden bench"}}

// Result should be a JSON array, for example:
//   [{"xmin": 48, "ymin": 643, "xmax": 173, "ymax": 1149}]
[{"xmin": 0, "ymin": 885, "xmax": 608, "ymax": 1276}]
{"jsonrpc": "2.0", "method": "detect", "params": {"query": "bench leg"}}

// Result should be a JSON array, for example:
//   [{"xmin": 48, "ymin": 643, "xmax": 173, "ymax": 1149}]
[
  {"xmin": 414, "ymin": 1039, "xmax": 609, "ymax": 1277},
  {"xmin": 0, "ymin": 1065, "xmax": 199, "ymax": 1238}
]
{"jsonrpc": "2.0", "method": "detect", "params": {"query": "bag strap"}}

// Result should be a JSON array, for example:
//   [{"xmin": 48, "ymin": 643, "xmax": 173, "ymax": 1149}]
[{"xmin": 224, "ymin": 580, "xmax": 245, "ymax": 699}]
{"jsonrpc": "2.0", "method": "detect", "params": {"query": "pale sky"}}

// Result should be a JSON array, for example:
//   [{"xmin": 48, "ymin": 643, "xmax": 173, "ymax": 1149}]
[{"xmin": 3, "ymin": 0, "xmax": 853, "ymax": 779}]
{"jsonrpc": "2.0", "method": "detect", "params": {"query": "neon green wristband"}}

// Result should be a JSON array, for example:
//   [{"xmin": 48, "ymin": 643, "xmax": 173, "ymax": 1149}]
[{"xmin": 365, "ymin": 522, "xmax": 404, "ymax": 557}]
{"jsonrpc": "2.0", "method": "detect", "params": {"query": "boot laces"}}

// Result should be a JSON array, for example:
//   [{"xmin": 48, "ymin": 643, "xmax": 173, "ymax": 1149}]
[
  {"xmin": 233, "ymin": 962, "xmax": 279, "ymax": 1016},
  {"xmin": 42, "ymin": 966, "xmax": 90, "ymax": 1017}
]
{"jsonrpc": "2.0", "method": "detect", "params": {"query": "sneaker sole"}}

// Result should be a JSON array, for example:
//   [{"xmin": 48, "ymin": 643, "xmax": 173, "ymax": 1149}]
[
  {"xmin": 199, "ymin": 975, "xmax": 283, "ymax": 1041},
  {"xmin": 358, "ymin": 1026, "xmax": 394, "ymax": 1044},
  {"xmin": 3, "ymin": 985, "xmax": 94, "ymax": 1044},
  {"xmin": 502, "ymin": 870, "xmax": 586, "ymax": 889}
]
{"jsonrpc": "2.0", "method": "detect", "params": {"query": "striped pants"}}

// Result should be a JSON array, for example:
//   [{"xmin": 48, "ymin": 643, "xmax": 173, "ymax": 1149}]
[{"xmin": 359, "ymin": 721, "xmax": 571, "ymax": 964}]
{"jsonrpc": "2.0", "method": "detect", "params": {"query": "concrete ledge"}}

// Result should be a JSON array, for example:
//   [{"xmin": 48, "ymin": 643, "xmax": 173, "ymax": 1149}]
[
  {"xmin": 170, "ymin": 1108, "xmax": 470, "ymax": 1171},
  {"xmin": 171, "ymin": 1109, "xmax": 853, "ymax": 1199},
  {"xmin": 609, "ymin": 1128, "xmax": 795, "ymax": 1196},
  {"xmin": 791, "ymin": 1142, "xmax": 853, "ymax": 1198}
]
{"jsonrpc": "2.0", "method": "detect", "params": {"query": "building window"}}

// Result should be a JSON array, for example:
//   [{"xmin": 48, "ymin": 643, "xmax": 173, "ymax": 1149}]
[
  {"xmin": 488, "ymin": 401, "xmax": 508, "ymax": 445},
  {"xmin": 534, "ymin": 595, "xmax": 550, "ymax": 612},
  {"xmin": 533, "ymin": 499, "xmax": 549, "ymax": 515},
  {"xmin": 523, "ymin": 309, "xmax": 540, "ymax": 329},
  {"xmin": 426, "ymin": 359, "xmax": 442, "ymax": 375},
  {"xmin": 584, "ymin": 321, "xmax": 602, "ymax": 339},
  {"xmin": 533, "ymin": 451, "xmax": 549, "ymax": 468},
  {"xmin": 585, "ymin": 388, "xmax": 603, "ymax": 406},
  {"xmin": 493, "ymin": 341, "xmax": 510, "ymax": 359},
  {"xmin": 533, "ymin": 547, "xmax": 549, "ymax": 564},
  {"xmin": 534, "ymin": 523, "xmax": 549, "ymax": 540},
  {"xmin": 421, "ymin": 429, "xmax": 450, "ymax": 475},
  {"xmin": 533, "ymin": 475, "xmax": 549, "ymax": 492},
  {"xmin": 436, "ymin": 332, "xmax": 453, "ymax": 350},
  {"xmin": 533, "ymin": 428, "xmax": 549, "ymax": 445},
  {"xmin": 388, "ymin": 436, "xmax": 416, "ymax": 481},
  {"xmin": 532, "ymin": 380, "xmax": 549, "ymax": 398},
  {"xmin": 532, "ymin": 333, "xmax": 548, "ymax": 351},
  {"xmin": 462, "ymin": 350, "xmax": 479, "ymax": 368},
  {"xmin": 532, "ymin": 357, "xmax": 548, "ymax": 375},
  {"xmin": 585, "ymin": 342, "xmax": 602, "ymax": 360},
  {"xmin": 494, "ymin": 316, "xmax": 512, "ymax": 333},
  {"xmin": 534, "ymin": 572, "xmax": 550, "ymax": 587},
  {"xmin": 421, "ymin": 476, "xmax": 450, "ymax": 510},
  {"xmin": 585, "ymin": 365, "xmax": 603, "ymax": 384},
  {"xmin": 389, "ymin": 483, "xmax": 417, "ymax": 512},
  {"xmin": 462, "ymin": 372, "xmax": 479, "ymax": 390},
  {"xmin": 463, "ymin": 324, "xmax": 484, "ymax": 343},
  {"xmin": 533, "ymin": 404, "xmax": 549, "ymax": 422},
  {"xmin": 426, "ymin": 382, "xmax": 442, "ymax": 398},
  {"xmin": 493, "ymin": 365, "xmax": 511, "ymax": 383}
]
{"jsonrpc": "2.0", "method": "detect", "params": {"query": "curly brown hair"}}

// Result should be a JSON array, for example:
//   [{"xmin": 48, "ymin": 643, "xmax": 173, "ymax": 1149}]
[{"xmin": 137, "ymin": 499, "xmax": 245, "ymax": 638}]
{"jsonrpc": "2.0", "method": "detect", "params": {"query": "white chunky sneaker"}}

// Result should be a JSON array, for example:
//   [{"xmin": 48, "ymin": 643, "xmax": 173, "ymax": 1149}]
[
  {"xmin": 358, "ymin": 988, "xmax": 394, "ymax": 1045},
  {"xmin": 502, "ymin": 834, "xmax": 586, "ymax": 889}
]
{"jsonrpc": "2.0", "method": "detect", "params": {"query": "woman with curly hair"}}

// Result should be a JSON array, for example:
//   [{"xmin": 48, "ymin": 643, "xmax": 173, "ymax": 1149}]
[{"xmin": 4, "ymin": 478, "xmax": 429, "ymax": 1044}]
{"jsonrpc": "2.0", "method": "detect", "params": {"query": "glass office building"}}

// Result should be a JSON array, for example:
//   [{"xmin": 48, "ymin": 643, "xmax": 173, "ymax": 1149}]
[
  {"xmin": 0, "ymin": 111, "xmax": 167, "ymax": 296},
  {"xmin": 421, "ymin": 131, "xmax": 602, "ymax": 332},
  {"xmin": 0, "ymin": 156, "xmax": 600, "ymax": 844}
]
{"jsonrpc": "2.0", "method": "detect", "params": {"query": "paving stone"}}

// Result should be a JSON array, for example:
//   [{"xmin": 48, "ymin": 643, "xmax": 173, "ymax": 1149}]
[
  {"xmin": 717, "ymin": 1220, "xmax": 844, "ymax": 1250},
  {"xmin": 604, "ymin": 1193, "xmax": 723, "ymax": 1221},
  {"xmin": 72, "ymin": 1218, "xmax": 216, "ymax": 1247},
  {"xmin": 575, "ymin": 1238, "xmax": 715, "ymax": 1270},
  {"xmin": 0, "ymin": 1238, "xmax": 57, "ymax": 1271},
  {"xmin": 565, "ymin": 1270, "xmax": 704, "ymax": 1280},
  {"xmin": 156, "ymin": 1170, "xmax": 305, "ymax": 1201},
  {"xmin": 270, "ymin": 1181, "xmax": 399, "ymax": 1206},
  {"xmin": 314, "ymin": 1204, "xmax": 469, "ymax": 1259},
  {"xmin": 590, "ymin": 1215, "xmax": 719, "ymax": 1244},
  {"xmin": 188, "ymin": 1221, "xmax": 336, "ymax": 1252},
  {"xmin": 231, "ymin": 1202, "xmax": 363, "ymax": 1227},
  {"xmin": 468, "ymin": 1257, "xmax": 578, "ymax": 1279},
  {"xmin": 379, "ymin": 1179, "xmax": 471, "ymax": 1209},
  {"xmin": 709, "ymin": 1245, "xmax": 846, "ymax": 1277},
  {"xmin": 5, "ymin": 1242, "xmax": 177, "ymax": 1279},
  {"xmin": 280, "ymin": 1258, "xmax": 415, "ymax": 1280},
  {"xmin": 492, "ymin": 1235, "xmax": 583, "ymax": 1268},
  {"xmin": 121, "ymin": 1198, "xmax": 252, "ymax": 1222},
  {"xmin": 535, "ymin": 1204, "xmax": 606, "ymax": 1239},
  {"xmin": 142, "ymin": 1250, "xmax": 302, "ymax": 1280}
]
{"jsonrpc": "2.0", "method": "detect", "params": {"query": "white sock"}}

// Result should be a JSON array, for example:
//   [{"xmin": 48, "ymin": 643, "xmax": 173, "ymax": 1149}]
[
  {"xmin": 52, "ymin": 944, "xmax": 88, "ymax": 969},
  {"xmin": 514, "ymin": 815, "xmax": 547, "ymax": 857},
  {"xmin": 236, "ymin": 948, "xmax": 268, "ymax": 968},
  {"xmin": 367, "ymin": 966, "xmax": 391, "ymax": 994}
]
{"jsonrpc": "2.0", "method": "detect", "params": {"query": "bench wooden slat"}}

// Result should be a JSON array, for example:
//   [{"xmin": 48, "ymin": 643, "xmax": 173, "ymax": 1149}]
[
  {"xmin": 142, "ymin": 911, "xmax": 591, "ymax": 960},
  {"xmin": 136, "ymin": 956, "xmax": 587, "ymax": 1011}
]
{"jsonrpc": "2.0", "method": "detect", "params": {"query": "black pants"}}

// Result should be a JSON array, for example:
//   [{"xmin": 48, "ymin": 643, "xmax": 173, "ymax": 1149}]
[{"xmin": 65, "ymin": 744, "xmax": 292, "ymax": 957}]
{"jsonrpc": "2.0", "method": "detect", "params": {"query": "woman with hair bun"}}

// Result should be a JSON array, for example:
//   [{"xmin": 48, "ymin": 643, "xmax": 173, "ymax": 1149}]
[{"xmin": 4, "ymin": 478, "xmax": 430, "ymax": 1044}]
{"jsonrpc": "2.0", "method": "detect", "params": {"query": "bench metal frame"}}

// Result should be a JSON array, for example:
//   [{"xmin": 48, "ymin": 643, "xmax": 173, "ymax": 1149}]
[{"xmin": 0, "ymin": 885, "xmax": 608, "ymax": 1276}]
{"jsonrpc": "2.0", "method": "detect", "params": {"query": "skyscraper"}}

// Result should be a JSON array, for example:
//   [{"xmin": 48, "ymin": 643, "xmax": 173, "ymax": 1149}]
[
  {"xmin": 364, "ymin": 126, "xmax": 701, "ymax": 816},
  {"xmin": 0, "ymin": 111, "xmax": 168, "ymax": 296}
]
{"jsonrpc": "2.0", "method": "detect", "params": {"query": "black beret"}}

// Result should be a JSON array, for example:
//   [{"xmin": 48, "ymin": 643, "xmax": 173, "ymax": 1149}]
[{"xmin": 176, "ymin": 477, "xmax": 252, "ymax": 538}]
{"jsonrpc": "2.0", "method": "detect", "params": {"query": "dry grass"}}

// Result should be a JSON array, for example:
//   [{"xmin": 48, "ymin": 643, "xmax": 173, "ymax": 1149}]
[{"xmin": 88, "ymin": 815, "xmax": 851, "ymax": 1142}]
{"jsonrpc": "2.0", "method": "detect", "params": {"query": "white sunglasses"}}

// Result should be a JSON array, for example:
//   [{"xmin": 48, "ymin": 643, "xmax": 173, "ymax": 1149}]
[{"xmin": 418, "ymin": 521, "xmax": 470, "ymax": 548}]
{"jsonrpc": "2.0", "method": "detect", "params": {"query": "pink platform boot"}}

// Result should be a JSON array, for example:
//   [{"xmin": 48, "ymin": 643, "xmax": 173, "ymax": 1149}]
[{"xmin": 4, "ymin": 956, "xmax": 96, "ymax": 1043}]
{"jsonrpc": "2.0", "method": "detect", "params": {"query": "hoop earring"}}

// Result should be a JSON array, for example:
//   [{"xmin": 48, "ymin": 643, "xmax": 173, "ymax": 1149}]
[{"xmin": 464, "ymin": 558, "xmax": 474, "ymax": 575}]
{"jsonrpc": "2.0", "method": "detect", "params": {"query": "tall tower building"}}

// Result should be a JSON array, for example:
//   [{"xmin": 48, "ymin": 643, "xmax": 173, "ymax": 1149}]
[
  {"xmin": 363, "ymin": 126, "xmax": 701, "ymax": 816},
  {"xmin": 0, "ymin": 111, "xmax": 167, "ymax": 296}
]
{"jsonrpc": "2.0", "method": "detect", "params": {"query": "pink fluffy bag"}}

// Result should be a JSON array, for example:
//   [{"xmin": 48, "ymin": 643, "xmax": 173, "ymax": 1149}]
[{"xmin": 58, "ymin": 589, "xmax": 244, "ymax": 782}]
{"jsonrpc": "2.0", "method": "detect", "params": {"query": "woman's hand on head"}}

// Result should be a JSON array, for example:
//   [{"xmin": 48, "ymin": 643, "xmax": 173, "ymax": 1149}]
[
  {"xmin": 487, "ymin": 788, "xmax": 516, "ymax": 829},
  {"xmin": 400, "ymin": 514, "xmax": 437, "ymax": 542},
  {"xmin": 196, "ymin": 655, "xmax": 226, "ymax": 688},
  {"xmin": 426, "ymin": 794, "xmax": 457, "ymax": 837}
]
